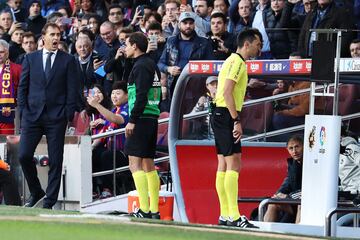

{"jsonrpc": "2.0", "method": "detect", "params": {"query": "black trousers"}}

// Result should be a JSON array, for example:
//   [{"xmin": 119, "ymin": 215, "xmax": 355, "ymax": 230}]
[
  {"xmin": 19, "ymin": 113, "xmax": 67, "ymax": 207},
  {"xmin": 0, "ymin": 169, "xmax": 21, "ymax": 206}
]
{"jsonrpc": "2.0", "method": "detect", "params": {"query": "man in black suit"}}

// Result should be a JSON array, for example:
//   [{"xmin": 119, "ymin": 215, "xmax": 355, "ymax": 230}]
[{"xmin": 18, "ymin": 22, "xmax": 79, "ymax": 209}]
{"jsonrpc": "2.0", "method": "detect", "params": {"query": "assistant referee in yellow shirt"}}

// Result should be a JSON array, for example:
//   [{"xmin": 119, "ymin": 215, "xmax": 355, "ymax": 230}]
[{"xmin": 211, "ymin": 28, "xmax": 263, "ymax": 229}]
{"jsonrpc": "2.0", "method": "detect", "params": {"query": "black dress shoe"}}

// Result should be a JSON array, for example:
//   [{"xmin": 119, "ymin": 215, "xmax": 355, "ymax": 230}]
[
  {"xmin": 42, "ymin": 204, "xmax": 53, "ymax": 209},
  {"xmin": 24, "ymin": 192, "xmax": 45, "ymax": 208}
]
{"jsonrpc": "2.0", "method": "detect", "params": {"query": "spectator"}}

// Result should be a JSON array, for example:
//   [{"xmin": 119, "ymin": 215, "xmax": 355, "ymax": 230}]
[
  {"xmin": 9, "ymin": 27, "xmax": 25, "ymax": 62},
  {"xmin": 229, "ymin": 0, "xmax": 253, "ymax": 35},
  {"xmin": 271, "ymin": 53, "xmax": 310, "ymax": 132},
  {"xmin": 213, "ymin": 0, "xmax": 230, "ymax": 15},
  {"xmin": 46, "ymin": 12, "xmax": 71, "ymax": 44},
  {"xmin": 40, "ymin": 0, "xmax": 69, "ymax": 17},
  {"xmin": 158, "ymin": 12, "xmax": 214, "ymax": 106},
  {"xmin": 104, "ymin": 27, "xmax": 133, "ymax": 84},
  {"xmin": 108, "ymin": 4, "xmax": 129, "ymax": 32},
  {"xmin": 0, "ymin": 10, "xmax": 23, "ymax": 42},
  {"xmin": 80, "ymin": 13, "xmax": 100, "ymax": 36},
  {"xmin": 58, "ymin": 5, "xmax": 72, "ymax": 18},
  {"xmin": 75, "ymin": 37, "xmax": 98, "ymax": 101},
  {"xmin": 190, "ymin": 76, "xmax": 217, "ymax": 139},
  {"xmin": 208, "ymin": 11, "xmax": 236, "ymax": 60},
  {"xmin": 0, "ymin": 39, "xmax": 21, "ymax": 135},
  {"xmin": 251, "ymin": 0, "xmax": 272, "ymax": 59},
  {"xmin": 339, "ymin": 128, "xmax": 360, "ymax": 194},
  {"xmin": 181, "ymin": 0, "xmax": 213, "ymax": 37},
  {"xmin": 87, "ymin": 81, "xmax": 130, "ymax": 198},
  {"xmin": 5, "ymin": 0, "xmax": 27, "ymax": 23},
  {"xmin": 95, "ymin": 21, "xmax": 120, "ymax": 61},
  {"xmin": 26, "ymin": 0, "xmax": 46, "ymax": 38},
  {"xmin": 0, "ymin": 157, "xmax": 21, "ymax": 206},
  {"xmin": 264, "ymin": 135, "xmax": 303, "ymax": 223},
  {"xmin": 146, "ymin": 21, "xmax": 166, "ymax": 63},
  {"xmin": 349, "ymin": 39, "xmax": 360, "ymax": 58},
  {"xmin": 162, "ymin": 0, "xmax": 180, "ymax": 38},
  {"xmin": 263, "ymin": 0, "xmax": 297, "ymax": 59},
  {"xmin": 36, "ymin": 35, "xmax": 43, "ymax": 49},
  {"xmin": 298, "ymin": 0, "xmax": 355, "ymax": 57},
  {"xmin": 58, "ymin": 40, "xmax": 69, "ymax": 53},
  {"xmin": 16, "ymin": 31, "xmax": 37, "ymax": 64}
]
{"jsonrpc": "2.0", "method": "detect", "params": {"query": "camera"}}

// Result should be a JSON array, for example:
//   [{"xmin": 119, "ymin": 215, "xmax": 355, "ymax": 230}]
[{"xmin": 211, "ymin": 37, "xmax": 220, "ymax": 50}]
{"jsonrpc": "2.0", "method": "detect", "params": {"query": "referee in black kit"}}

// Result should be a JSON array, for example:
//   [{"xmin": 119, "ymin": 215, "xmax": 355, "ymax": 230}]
[
  {"xmin": 124, "ymin": 32, "xmax": 161, "ymax": 219},
  {"xmin": 211, "ymin": 28, "xmax": 263, "ymax": 228}
]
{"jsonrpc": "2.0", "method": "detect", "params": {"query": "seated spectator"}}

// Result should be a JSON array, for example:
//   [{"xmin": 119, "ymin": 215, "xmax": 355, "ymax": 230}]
[
  {"xmin": 264, "ymin": 135, "xmax": 303, "ymax": 223},
  {"xmin": 190, "ymin": 76, "xmax": 217, "ymax": 139},
  {"xmin": 36, "ymin": 35, "xmax": 43, "ymax": 49},
  {"xmin": 350, "ymin": 39, "xmax": 360, "ymax": 58},
  {"xmin": 87, "ymin": 81, "xmax": 130, "ymax": 199},
  {"xmin": 339, "ymin": 131, "xmax": 360, "ymax": 194},
  {"xmin": 0, "ymin": 157, "xmax": 21, "ymax": 206},
  {"xmin": 273, "ymin": 80, "xmax": 290, "ymax": 96}
]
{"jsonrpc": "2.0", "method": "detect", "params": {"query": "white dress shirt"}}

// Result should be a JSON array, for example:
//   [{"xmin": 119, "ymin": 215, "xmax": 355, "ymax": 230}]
[{"xmin": 42, "ymin": 49, "xmax": 58, "ymax": 71}]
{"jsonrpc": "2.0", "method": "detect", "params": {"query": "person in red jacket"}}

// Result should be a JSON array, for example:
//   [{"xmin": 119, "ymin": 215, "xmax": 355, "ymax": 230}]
[{"xmin": 0, "ymin": 39, "xmax": 21, "ymax": 135}]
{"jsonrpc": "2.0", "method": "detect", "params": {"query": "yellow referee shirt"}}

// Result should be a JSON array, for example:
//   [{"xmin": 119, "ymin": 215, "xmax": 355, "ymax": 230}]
[{"xmin": 215, "ymin": 53, "xmax": 248, "ymax": 112}]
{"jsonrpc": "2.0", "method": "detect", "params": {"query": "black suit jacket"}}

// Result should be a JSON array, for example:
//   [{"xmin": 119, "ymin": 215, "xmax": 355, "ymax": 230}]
[{"xmin": 18, "ymin": 50, "xmax": 80, "ymax": 123}]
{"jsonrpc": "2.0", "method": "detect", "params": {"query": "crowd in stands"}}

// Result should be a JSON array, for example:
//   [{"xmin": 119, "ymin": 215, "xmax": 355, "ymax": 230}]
[{"xmin": 0, "ymin": 0, "xmax": 360, "ymax": 201}]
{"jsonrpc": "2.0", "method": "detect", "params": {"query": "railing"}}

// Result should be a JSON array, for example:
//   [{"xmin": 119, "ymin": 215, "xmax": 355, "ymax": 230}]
[
  {"xmin": 258, "ymin": 198, "xmax": 301, "ymax": 222},
  {"xmin": 325, "ymin": 207, "xmax": 360, "ymax": 237},
  {"xmin": 89, "ymin": 83, "xmax": 360, "ymax": 197}
]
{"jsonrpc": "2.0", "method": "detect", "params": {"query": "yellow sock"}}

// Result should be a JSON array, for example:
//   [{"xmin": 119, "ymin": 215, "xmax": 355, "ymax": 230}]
[
  {"xmin": 132, "ymin": 171, "xmax": 149, "ymax": 213},
  {"xmin": 146, "ymin": 170, "xmax": 160, "ymax": 213},
  {"xmin": 216, "ymin": 171, "xmax": 228, "ymax": 218},
  {"xmin": 224, "ymin": 170, "xmax": 240, "ymax": 220}
]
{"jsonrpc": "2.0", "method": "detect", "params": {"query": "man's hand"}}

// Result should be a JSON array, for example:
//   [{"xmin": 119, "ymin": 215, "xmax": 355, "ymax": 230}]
[
  {"xmin": 167, "ymin": 66, "xmax": 181, "ymax": 76},
  {"xmin": 147, "ymin": 41, "xmax": 157, "ymax": 52},
  {"xmin": 233, "ymin": 122, "xmax": 243, "ymax": 143},
  {"xmin": 93, "ymin": 58, "xmax": 104, "ymax": 70},
  {"xmin": 8, "ymin": 22, "xmax": 22, "ymax": 35},
  {"xmin": 115, "ymin": 47, "xmax": 125, "ymax": 59},
  {"xmin": 180, "ymin": 4, "xmax": 193, "ymax": 13},
  {"xmin": 125, "ymin": 122, "xmax": 135, "ymax": 138},
  {"xmin": 272, "ymin": 192, "xmax": 288, "ymax": 199}
]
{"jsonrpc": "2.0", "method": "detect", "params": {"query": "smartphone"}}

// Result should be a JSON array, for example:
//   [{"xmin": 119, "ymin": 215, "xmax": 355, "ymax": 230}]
[
  {"xmin": 20, "ymin": 22, "xmax": 28, "ymax": 30},
  {"xmin": 139, "ymin": 5, "xmax": 144, "ymax": 16},
  {"xmin": 92, "ymin": 53, "xmax": 101, "ymax": 62},
  {"xmin": 148, "ymin": 35, "xmax": 158, "ymax": 49},
  {"xmin": 61, "ymin": 17, "xmax": 73, "ymax": 25}
]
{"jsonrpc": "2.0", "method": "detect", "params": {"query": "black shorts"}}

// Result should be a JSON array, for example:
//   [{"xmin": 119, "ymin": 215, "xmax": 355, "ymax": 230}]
[
  {"xmin": 211, "ymin": 107, "xmax": 241, "ymax": 156},
  {"xmin": 124, "ymin": 117, "xmax": 158, "ymax": 159}
]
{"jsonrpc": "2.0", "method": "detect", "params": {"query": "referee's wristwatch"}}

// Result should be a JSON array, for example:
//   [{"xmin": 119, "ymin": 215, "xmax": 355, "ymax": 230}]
[{"xmin": 233, "ymin": 115, "xmax": 241, "ymax": 123}]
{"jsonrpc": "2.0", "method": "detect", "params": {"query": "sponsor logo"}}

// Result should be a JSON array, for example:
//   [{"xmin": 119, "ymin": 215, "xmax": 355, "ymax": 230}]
[{"xmin": 308, "ymin": 126, "xmax": 316, "ymax": 151}]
